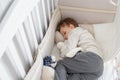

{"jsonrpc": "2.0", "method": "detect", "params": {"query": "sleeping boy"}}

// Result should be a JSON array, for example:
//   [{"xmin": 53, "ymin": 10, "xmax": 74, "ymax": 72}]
[{"xmin": 55, "ymin": 18, "xmax": 104, "ymax": 80}]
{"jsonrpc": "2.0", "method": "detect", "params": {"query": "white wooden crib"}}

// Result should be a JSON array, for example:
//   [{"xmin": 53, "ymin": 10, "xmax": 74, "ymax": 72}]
[
  {"xmin": 0, "ymin": 0, "xmax": 120, "ymax": 80},
  {"xmin": 0, "ymin": 0, "xmax": 56, "ymax": 79}
]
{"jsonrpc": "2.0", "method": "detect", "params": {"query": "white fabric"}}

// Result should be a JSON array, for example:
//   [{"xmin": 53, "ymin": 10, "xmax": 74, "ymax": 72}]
[
  {"xmin": 24, "ymin": 51, "xmax": 43, "ymax": 80},
  {"xmin": 66, "ymin": 47, "xmax": 83, "ymax": 58},
  {"xmin": 99, "ymin": 60, "xmax": 116, "ymax": 80},
  {"xmin": 41, "ymin": 66, "xmax": 55, "ymax": 80},
  {"xmin": 57, "ymin": 41, "xmax": 69, "ymax": 57},
  {"xmin": 68, "ymin": 27, "xmax": 103, "ymax": 58},
  {"xmin": 59, "ymin": 0, "xmax": 117, "ymax": 24},
  {"xmin": 60, "ymin": 6, "xmax": 115, "ymax": 24},
  {"xmin": 93, "ymin": 23, "xmax": 117, "ymax": 62},
  {"xmin": 57, "ymin": 41, "xmax": 83, "ymax": 58},
  {"xmin": 59, "ymin": 0, "xmax": 117, "ymax": 11},
  {"xmin": 51, "ymin": 44, "xmax": 61, "ymax": 61},
  {"xmin": 79, "ymin": 24, "xmax": 94, "ymax": 36}
]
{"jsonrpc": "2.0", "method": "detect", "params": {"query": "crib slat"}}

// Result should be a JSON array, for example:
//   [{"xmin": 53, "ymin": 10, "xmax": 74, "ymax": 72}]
[
  {"xmin": 41, "ymin": 0, "xmax": 48, "ymax": 31},
  {"xmin": 6, "ymin": 41, "xmax": 26, "ymax": 79},
  {"xmin": 31, "ymin": 7, "xmax": 41, "ymax": 43},
  {"xmin": 23, "ymin": 20, "xmax": 35, "ymax": 55},
  {"xmin": 46, "ymin": 0, "xmax": 51, "ymax": 21},
  {"xmin": 31, "ymin": 5, "xmax": 44, "ymax": 43},
  {"xmin": 17, "ymin": 25, "xmax": 34, "ymax": 66},
  {"xmin": 0, "ymin": 0, "xmax": 40, "ymax": 58},
  {"xmin": 0, "ymin": 52, "xmax": 22, "ymax": 80},
  {"xmin": 38, "ymin": 1, "xmax": 46, "ymax": 35},
  {"xmin": 13, "ymin": 34, "xmax": 31, "ymax": 72},
  {"xmin": 0, "ymin": 61, "xmax": 12, "ymax": 80},
  {"xmin": 54, "ymin": 0, "xmax": 58, "ymax": 8},
  {"xmin": 44, "ymin": 0, "xmax": 51, "ymax": 22},
  {"xmin": 28, "ymin": 14, "xmax": 38, "ymax": 50},
  {"xmin": 35, "ymin": 5, "xmax": 44, "ymax": 40},
  {"xmin": 51, "ymin": 0, "xmax": 55, "ymax": 13},
  {"xmin": 23, "ymin": 15, "xmax": 38, "ymax": 56}
]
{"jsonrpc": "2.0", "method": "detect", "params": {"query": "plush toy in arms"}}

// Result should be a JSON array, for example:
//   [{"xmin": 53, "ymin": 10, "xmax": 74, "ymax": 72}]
[
  {"xmin": 41, "ymin": 56, "xmax": 56, "ymax": 80},
  {"xmin": 43, "ymin": 56, "xmax": 56, "ymax": 67},
  {"xmin": 56, "ymin": 30, "xmax": 83, "ymax": 58}
]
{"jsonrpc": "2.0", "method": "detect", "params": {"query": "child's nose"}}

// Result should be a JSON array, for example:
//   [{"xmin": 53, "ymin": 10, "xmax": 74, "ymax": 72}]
[{"xmin": 64, "ymin": 35, "xmax": 68, "ymax": 40}]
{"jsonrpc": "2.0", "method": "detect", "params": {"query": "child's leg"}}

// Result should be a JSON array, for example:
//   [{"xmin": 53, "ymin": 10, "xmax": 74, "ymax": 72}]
[
  {"xmin": 61, "ymin": 51, "xmax": 103, "ymax": 78},
  {"xmin": 54, "ymin": 61, "xmax": 67, "ymax": 80},
  {"xmin": 68, "ymin": 73, "xmax": 98, "ymax": 80},
  {"xmin": 67, "ymin": 74, "xmax": 80, "ymax": 80}
]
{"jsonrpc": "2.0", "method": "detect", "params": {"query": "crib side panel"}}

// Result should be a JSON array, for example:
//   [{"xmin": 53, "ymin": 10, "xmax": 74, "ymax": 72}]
[
  {"xmin": 24, "ymin": 7, "xmax": 61, "ymax": 80},
  {"xmin": 0, "ymin": 0, "xmax": 57, "ymax": 80}
]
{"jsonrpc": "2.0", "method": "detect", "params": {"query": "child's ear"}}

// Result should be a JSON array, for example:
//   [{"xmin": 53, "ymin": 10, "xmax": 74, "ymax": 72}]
[{"xmin": 69, "ymin": 24, "xmax": 75, "ymax": 29}]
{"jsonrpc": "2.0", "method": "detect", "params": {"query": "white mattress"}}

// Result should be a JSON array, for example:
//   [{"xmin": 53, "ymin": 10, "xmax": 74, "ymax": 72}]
[{"xmin": 51, "ymin": 23, "xmax": 117, "ymax": 80}]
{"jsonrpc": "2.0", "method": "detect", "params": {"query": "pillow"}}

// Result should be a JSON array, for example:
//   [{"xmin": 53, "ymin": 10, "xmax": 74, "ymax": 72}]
[
  {"xmin": 55, "ymin": 31, "xmax": 64, "ymax": 43},
  {"xmin": 79, "ymin": 24, "xmax": 94, "ymax": 37}
]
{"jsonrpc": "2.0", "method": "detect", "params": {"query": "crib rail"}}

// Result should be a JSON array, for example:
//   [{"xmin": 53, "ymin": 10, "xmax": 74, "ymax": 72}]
[{"xmin": 0, "ymin": 0, "xmax": 57, "ymax": 80}]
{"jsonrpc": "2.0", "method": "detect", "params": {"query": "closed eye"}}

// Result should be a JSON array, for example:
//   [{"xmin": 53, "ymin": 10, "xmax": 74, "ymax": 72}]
[
  {"xmin": 63, "ymin": 32, "xmax": 66, "ymax": 35},
  {"xmin": 61, "ymin": 32, "xmax": 66, "ymax": 36}
]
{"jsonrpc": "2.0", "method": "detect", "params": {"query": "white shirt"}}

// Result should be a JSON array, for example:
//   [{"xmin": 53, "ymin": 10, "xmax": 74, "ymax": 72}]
[{"xmin": 67, "ymin": 27, "xmax": 103, "ymax": 58}]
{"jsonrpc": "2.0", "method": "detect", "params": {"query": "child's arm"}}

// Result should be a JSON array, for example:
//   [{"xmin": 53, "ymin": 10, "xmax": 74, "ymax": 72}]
[
  {"xmin": 57, "ymin": 27, "xmax": 84, "ymax": 58},
  {"xmin": 64, "ymin": 27, "xmax": 83, "ymax": 58},
  {"xmin": 78, "ymin": 29, "xmax": 102, "ymax": 57},
  {"xmin": 67, "ymin": 28, "xmax": 80, "ymax": 50}
]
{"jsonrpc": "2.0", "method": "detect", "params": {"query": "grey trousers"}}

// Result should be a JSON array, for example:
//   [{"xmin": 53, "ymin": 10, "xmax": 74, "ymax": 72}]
[{"xmin": 54, "ymin": 51, "xmax": 103, "ymax": 80}]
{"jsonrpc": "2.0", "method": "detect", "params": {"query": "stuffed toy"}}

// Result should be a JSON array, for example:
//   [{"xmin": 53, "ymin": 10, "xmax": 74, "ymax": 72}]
[
  {"xmin": 56, "ymin": 31, "xmax": 83, "ymax": 58},
  {"xmin": 57, "ymin": 41, "xmax": 83, "ymax": 58},
  {"xmin": 41, "ymin": 56, "xmax": 57, "ymax": 80},
  {"xmin": 41, "ymin": 31, "xmax": 64, "ymax": 80},
  {"xmin": 43, "ymin": 56, "xmax": 57, "ymax": 68}
]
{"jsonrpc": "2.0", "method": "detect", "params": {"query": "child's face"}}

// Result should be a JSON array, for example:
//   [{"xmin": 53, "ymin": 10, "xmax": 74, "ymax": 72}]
[{"xmin": 60, "ymin": 24, "xmax": 75, "ymax": 40}]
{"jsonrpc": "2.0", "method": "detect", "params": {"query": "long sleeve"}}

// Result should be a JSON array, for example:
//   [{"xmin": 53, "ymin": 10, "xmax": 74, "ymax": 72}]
[
  {"xmin": 65, "ymin": 27, "xmax": 83, "ymax": 58},
  {"xmin": 65, "ymin": 27, "xmax": 103, "ymax": 58},
  {"xmin": 77, "ymin": 28, "xmax": 103, "ymax": 58},
  {"xmin": 67, "ymin": 27, "xmax": 83, "ymax": 50}
]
